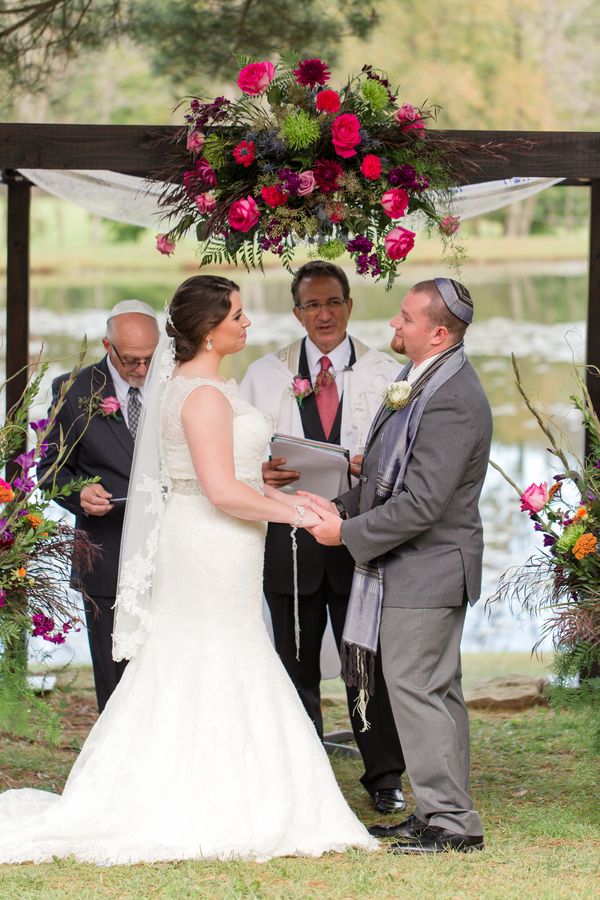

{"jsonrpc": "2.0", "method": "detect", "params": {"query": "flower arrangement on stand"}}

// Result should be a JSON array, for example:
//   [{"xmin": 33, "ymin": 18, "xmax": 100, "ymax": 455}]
[
  {"xmin": 0, "ymin": 345, "xmax": 100, "ymax": 742},
  {"xmin": 157, "ymin": 52, "xmax": 463, "ymax": 287},
  {"xmin": 491, "ymin": 356, "xmax": 600, "ymax": 746}
]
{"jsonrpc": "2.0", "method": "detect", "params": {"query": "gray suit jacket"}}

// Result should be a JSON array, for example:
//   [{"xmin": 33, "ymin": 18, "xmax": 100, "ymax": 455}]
[{"xmin": 339, "ymin": 359, "xmax": 492, "ymax": 609}]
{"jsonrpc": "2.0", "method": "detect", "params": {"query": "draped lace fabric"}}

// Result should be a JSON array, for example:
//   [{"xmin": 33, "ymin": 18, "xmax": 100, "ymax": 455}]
[{"xmin": 0, "ymin": 376, "xmax": 377, "ymax": 865}]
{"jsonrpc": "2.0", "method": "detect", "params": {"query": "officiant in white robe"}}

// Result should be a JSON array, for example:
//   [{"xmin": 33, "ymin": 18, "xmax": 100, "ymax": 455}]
[{"xmin": 240, "ymin": 261, "xmax": 407, "ymax": 813}]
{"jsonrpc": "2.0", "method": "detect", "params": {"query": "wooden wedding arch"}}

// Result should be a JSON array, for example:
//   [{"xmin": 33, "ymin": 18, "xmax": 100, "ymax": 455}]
[{"xmin": 1, "ymin": 124, "xmax": 600, "ymax": 420}]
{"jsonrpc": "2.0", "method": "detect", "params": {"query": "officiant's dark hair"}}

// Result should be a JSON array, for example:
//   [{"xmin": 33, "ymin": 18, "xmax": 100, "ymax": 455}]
[
  {"xmin": 291, "ymin": 262, "xmax": 350, "ymax": 306},
  {"xmin": 167, "ymin": 275, "xmax": 239, "ymax": 361}
]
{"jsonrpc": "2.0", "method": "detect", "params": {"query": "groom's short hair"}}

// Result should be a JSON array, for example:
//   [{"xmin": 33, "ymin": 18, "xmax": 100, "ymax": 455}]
[
  {"xmin": 291, "ymin": 261, "xmax": 350, "ymax": 306},
  {"xmin": 412, "ymin": 279, "xmax": 472, "ymax": 340}
]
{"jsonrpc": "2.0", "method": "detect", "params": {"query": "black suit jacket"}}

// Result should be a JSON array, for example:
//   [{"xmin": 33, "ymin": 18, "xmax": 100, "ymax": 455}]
[
  {"xmin": 263, "ymin": 340, "xmax": 355, "ymax": 596},
  {"xmin": 37, "ymin": 356, "xmax": 134, "ymax": 597}
]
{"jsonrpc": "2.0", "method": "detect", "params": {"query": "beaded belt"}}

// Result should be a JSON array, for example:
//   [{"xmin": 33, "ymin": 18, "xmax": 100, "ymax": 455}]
[{"xmin": 171, "ymin": 478, "xmax": 202, "ymax": 495}]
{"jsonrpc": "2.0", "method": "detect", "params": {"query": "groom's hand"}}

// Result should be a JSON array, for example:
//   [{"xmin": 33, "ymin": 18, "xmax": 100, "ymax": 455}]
[
  {"xmin": 306, "ymin": 507, "xmax": 343, "ymax": 546},
  {"xmin": 297, "ymin": 490, "xmax": 337, "ymax": 515}
]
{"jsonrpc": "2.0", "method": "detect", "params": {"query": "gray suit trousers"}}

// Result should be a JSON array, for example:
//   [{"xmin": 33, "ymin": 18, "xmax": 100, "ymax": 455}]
[{"xmin": 379, "ymin": 602, "xmax": 482, "ymax": 836}]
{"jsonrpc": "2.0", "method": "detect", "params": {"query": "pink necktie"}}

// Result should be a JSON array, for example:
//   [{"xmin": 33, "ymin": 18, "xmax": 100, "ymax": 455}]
[{"xmin": 315, "ymin": 356, "xmax": 339, "ymax": 439}]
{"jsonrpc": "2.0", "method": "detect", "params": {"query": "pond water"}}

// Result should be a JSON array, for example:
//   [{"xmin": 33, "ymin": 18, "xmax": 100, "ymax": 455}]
[{"xmin": 2, "ymin": 258, "xmax": 589, "ymax": 667}]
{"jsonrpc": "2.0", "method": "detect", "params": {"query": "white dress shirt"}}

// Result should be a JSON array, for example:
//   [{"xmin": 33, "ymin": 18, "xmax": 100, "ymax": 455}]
[
  {"xmin": 406, "ymin": 351, "xmax": 445, "ymax": 386},
  {"xmin": 304, "ymin": 335, "xmax": 352, "ymax": 400},
  {"xmin": 106, "ymin": 355, "xmax": 146, "ymax": 429}
]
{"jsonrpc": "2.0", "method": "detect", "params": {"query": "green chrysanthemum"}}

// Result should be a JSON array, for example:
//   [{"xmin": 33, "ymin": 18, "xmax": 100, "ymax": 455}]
[
  {"xmin": 556, "ymin": 523, "xmax": 585, "ymax": 555},
  {"xmin": 281, "ymin": 111, "xmax": 320, "ymax": 150},
  {"xmin": 361, "ymin": 79, "xmax": 390, "ymax": 112},
  {"xmin": 318, "ymin": 239, "xmax": 346, "ymax": 260}
]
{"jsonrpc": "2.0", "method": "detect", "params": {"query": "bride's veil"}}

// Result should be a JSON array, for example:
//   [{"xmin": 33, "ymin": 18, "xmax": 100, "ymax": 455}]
[{"xmin": 112, "ymin": 331, "xmax": 175, "ymax": 661}]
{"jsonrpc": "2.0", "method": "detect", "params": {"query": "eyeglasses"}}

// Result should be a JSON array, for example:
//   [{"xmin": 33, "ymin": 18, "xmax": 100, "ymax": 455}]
[
  {"xmin": 109, "ymin": 342, "xmax": 154, "ymax": 371},
  {"xmin": 295, "ymin": 299, "xmax": 349, "ymax": 314}
]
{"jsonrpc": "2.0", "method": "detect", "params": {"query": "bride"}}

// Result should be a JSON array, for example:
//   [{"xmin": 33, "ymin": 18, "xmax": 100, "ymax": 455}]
[{"xmin": 0, "ymin": 275, "xmax": 377, "ymax": 865}]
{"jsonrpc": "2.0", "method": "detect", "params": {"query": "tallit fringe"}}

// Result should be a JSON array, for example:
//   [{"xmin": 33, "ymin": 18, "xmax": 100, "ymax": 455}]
[{"xmin": 340, "ymin": 641, "xmax": 376, "ymax": 732}]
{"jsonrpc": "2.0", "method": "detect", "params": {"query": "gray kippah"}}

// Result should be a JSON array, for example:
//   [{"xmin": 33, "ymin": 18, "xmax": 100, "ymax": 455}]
[
  {"xmin": 107, "ymin": 299, "xmax": 158, "ymax": 321},
  {"xmin": 433, "ymin": 278, "xmax": 474, "ymax": 324}
]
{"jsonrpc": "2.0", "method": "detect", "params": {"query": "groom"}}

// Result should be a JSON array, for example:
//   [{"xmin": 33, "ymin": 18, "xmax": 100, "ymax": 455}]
[{"xmin": 306, "ymin": 278, "xmax": 492, "ymax": 854}]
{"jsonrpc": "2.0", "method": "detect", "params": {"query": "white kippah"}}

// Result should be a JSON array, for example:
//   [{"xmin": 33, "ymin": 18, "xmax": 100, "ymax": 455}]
[{"xmin": 107, "ymin": 299, "xmax": 158, "ymax": 321}]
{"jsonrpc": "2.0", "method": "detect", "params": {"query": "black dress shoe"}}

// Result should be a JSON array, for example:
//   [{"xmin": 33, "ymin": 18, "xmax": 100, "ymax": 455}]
[
  {"xmin": 368, "ymin": 813, "xmax": 427, "ymax": 839},
  {"xmin": 371, "ymin": 788, "xmax": 406, "ymax": 814},
  {"xmin": 389, "ymin": 825, "xmax": 484, "ymax": 854}
]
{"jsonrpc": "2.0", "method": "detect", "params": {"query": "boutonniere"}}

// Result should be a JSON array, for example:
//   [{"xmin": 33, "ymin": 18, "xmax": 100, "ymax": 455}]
[
  {"xmin": 383, "ymin": 381, "xmax": 411, "ymax": 411},
  {"xmin": 78, "ymin": 394, "xmax": 121, "ymax": 419},
  {"xmin": 290, "ymin": 375, "xmax": 313, "ymax": 408}
]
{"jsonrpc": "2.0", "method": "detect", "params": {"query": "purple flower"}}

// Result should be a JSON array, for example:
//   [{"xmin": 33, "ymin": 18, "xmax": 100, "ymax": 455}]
[
  {"xmin": 32, "ymin": 613, "xmax": 55, "ymax": 637},
  {"xmin": 587, "ymin": 491, "xmax": 597, "ymax": 503},
  {"xmin": 278, "ymin": 168, "xmax": 302, "ymax": 195},
  {"xmin": 0, "ymin": 589, "xmax": 6, "ymax": 608},
  {"xmin": 543, "ymin": 533, "xmax": 557, "ymax": 547},
  {"xmin": 347, "ymin": 235, "xmax": 373, "ymax": 255},
  {"xmin": 0, "ymin": 519, "xmax": 14, "ymax": 547},
  {"xmin": 37, "ymin": 441, "xmax": 48, "ymax": 460},
  {"xmin": 13, "ymin": 475, "xmax": 36, "ymax": 494},
  {"xmin": 30, "ymin": 418, "xmax": 49, "ymax": 434},
  {"xmin": 14, "ymin": 449, "xmax": 36, "ymax": 472}
]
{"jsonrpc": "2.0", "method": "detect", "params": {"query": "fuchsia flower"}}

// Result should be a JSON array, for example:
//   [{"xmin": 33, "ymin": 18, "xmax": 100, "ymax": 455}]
[
  {"xmin": 331, "ymin": 113, "xmax": 362, "ymax": 158},
  {"xmin": 315, "ymin": 89, "xmax": 340, "ymax": 113},
  {"xmin": 0, "ymin": 589, "xmax": 6, "ymax": 608},
  {"xmin": 381, "ymin": 188, "xmax": 410, "ymax": 219},
  {"xmin": 30, "ymin": 418, "xmax": 49, "ymax": 434},
  {"xmin": 394, "ymin": 103, "xmax": 425, "ymax": 133},
  {"xmin": 99, "ymin": 396, "xmax": 121, "ymax": 417},
  {"xmin": 237, "ymin": 61, "xmax": 275, "ymax": 95},
  {"xmin": 156, "ymin": 234, "xmax": 176, "ymax": 256},
  {"xmin": 293, "ymin": 58, "xmax": 331, "ymax": 87},
  {"xmin": 194, "ymin": 192, "xmax": 216, "ymax": 214},
  {"xmin": 233, "ymin": 140, "xmax": 255, "ymax": 167},
  {"xmin": 228, "ymin": 196, "xmax": 260, "ymax": 232},
  {"xmin": 186, "ymin": 130, "xmax": 205, "ymax": 152},
  {"xmin": 384, "ymin": 227, "xmax": 416, "ymax": 260},
  {"xmin": 520, "ymin": 482, "xmax": 549, "ymax": 514}
]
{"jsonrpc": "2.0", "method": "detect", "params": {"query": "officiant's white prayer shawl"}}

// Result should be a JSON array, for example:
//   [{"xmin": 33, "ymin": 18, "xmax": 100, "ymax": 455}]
[
  {"xmin": 240, "ymin": 336, "xmax": 401, "ymax": 460},
  {"xmin": 240, "ymin": 336, "xmax": 401, "ymax": 680}
]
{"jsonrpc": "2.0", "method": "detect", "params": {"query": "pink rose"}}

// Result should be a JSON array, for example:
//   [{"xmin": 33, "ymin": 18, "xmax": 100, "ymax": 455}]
[
  {"xmin": 384, "ymin": 227, "xmax": 416, "ymax": 260},
  {"xmin": 156, "ymin": 234, "xmax": 176, "ymax": 256},
  {"xmin": 297, "ymin": 170, "xmax": 316, "ymax": 196},
  {"xmin": 394, "ymin": 103, "xmax": 425, "ymax": 133},
  {"xmin": 228, "ymin": 195, "xmax": 260, "ymax": 232},
  {"xmin": 99, "ymin": 396, "xmax": 121, "ymax": 417},
  {"xmin": 520, "ymin": 482, "xmax": 549, "ymax": 514},
  {"xmin": 194, "ymin": 192, "xmax": 216, "ymax": 214},
  {"xmin": 439, "ymin": 215, "xmax": 460, "ymax": 236},
  {"xmin": 381, "ymin": 188, "xmax": 410, "ymax": 219},
  {"xmin": 291, "ymin": 376, "xmax": 313, "ymax": 406},
  {"xmin": 186, "ymin": 131, "xmax": 205, "ymax": 152},
  {"xmin": 237, "ymin": 61, "xmax": 275, "ymax": 96},
  {"xmin": 331, "ymin": 113, "xmax": 362, "ymax": 158}
]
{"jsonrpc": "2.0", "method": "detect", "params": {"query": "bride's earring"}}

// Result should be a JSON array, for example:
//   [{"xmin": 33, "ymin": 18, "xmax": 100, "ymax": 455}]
[{"xmin": 206, "ymin": 336, "xmax": 213, "ymax": 351}]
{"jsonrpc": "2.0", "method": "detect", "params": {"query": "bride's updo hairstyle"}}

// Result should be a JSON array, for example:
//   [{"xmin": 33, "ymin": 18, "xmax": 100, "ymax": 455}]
[{"xmin": 166, "ymin": 275, "xmax": 240, "ymax": 362}]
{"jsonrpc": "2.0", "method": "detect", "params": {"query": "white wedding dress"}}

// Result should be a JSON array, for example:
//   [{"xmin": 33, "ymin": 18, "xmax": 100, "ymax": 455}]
[{"xmin": 0, "ymin": 377, "xmax": 377, "ymax": 865}]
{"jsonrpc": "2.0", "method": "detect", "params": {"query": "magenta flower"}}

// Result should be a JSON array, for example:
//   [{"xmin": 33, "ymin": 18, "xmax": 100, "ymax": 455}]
[
  {"xmin": 520, "ymin": 482, "xmax": 549, "ymax": 514},
  {"xmin": 13, "ymin": 475, "xmax": 36, "ymax": 493},
  {"xmin": 186, "ymin": 130, "xmax": 205, "ymax": 153},
  {"xmin": 237, "ymin": 61, "xmax": 275, "ymax": 96},
  {"xmin": 15, "ymin": 449, "xmax": 36, "ymax": 472},
  {"xmin": 293, "ymin": 58, "xmax": 331, "ymax": 87},
  {"xmin": 30, "ymin": 418, "xmax": 49, "ymax": 434},
  {"xmin": 156, "ymin": 234, "xmax": 176, "ymax": 256},
  {"xmin": 0, "ymin": 589, "xmax": 7, "ymax": 608}
]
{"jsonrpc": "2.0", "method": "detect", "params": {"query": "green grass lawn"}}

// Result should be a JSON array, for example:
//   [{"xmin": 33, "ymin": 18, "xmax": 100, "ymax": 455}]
[{"xmin": 0, "ymin": 654, "xmax": 598, "ymax": 898}]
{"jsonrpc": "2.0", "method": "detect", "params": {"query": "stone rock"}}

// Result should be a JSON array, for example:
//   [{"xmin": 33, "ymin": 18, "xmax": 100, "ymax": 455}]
[{"xmin": 465, "ymin": 674, "xmax": 549, "ymax": 710}]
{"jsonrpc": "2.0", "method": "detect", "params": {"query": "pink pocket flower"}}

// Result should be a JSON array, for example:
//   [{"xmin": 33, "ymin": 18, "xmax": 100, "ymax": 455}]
[
  {"xmin": 99, "ymin": 396, "xmax": 121, "ymax": 417},
  {"xmin": 237, "ymin": 61, "xmax": 275, "ymax": 95},
  {"xmin": 331, "ymin": 113, "xmax": 362, "ymax": 158},
  {"xmin": 194, "ymin": 192, "xmax": 216, "ymax": 214},
  {"xmin": 520, "ymin": 482, "xmax": 549, "ymax": 514},
  {"xmin": 291, "ymin": 376, "xmax": 313, "ymax": 407},
  {"xmin": 381, "ymin": 188, "xmax": 410, "ymax": 219},
  {"xmin": 228, "ymin": 196, "xmax": 260, "ymax": 232},
  {"xmin": 297, "ymin": 171, "xmax": 316, "ymax": 196},
  {"xmin": 384, "ymin": 227, "xmax": 416, "ymax": 260},
  {"xmin": 186, "ymin": 131, "xmax": 205, "ymax": 152},
  {"xmin": 156, "ymin": 234, "xmax": 176, "ymax": 256}
]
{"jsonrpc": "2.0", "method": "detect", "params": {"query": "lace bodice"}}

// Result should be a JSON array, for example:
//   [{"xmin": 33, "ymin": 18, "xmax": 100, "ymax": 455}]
[{"xmin": 161, "ymin": 376, "xmax": 271, "ymax": 490}]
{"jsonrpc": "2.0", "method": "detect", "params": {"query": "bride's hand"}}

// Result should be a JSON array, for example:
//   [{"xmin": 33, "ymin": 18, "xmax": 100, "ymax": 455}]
[
  {"xmin": 296, "ymin": 490, "xmax": 337, "ymax": 515},
  {"xmin": 296, "ymin": 507, "xmax": 322, "ymax": 529}
]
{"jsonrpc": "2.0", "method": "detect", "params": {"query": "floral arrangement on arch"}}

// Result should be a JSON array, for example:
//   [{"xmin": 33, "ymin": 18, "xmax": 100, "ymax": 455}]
[
  {"xmin": 156, "ymin": 52, "xmax": 462, "ymax": 287},
  {"xmin": 491, "ymin": 356, "xmax": 600, "ymax": 686},
  {"xmin": 0, "ymin": 346, "xmax": 99, "ymax": 740}
]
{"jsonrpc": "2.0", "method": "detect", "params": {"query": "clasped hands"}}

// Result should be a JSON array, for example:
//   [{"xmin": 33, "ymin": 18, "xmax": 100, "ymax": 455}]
[{"xmin": 261, "ymin": 459, "xmax": 343, "ymax": 545}]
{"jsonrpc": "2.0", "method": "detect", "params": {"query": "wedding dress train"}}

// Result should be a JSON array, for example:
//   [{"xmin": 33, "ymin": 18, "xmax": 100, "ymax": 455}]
[{"xmin": 0, "ymin": 377, "xmax": 377, "ymax": 865}]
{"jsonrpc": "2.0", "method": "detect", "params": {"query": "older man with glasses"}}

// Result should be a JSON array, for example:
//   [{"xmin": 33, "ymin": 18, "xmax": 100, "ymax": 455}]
[
  {"xmin": 240, "ymin": 261, "xmax": 407, "ymax": 815},
  {"xmin": 38, "ymin": 300, "xmax": 159, "ymax": 712}
]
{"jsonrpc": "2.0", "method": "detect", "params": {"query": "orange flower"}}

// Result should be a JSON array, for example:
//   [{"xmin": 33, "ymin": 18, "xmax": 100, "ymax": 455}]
[
  {"xmin": 16, "ymin": 567, "xmax": 27, "ymax": 578},
  {"xmin": 572, "ymin": 533, "xmax": 598, "ymax": 560},
  {"xmin": 0, "ymin": 485, "xmax": 14, "ymax": 503},
  {"xmin": 573, "ymin": 506, "xmax": 588, "ymax": 522},
  {"xmin": 548, "ymin": 483, "xmax": 561, "ymax": 500},
  {"xmin": 26, "ymin": 513, "xmax": 43, "ymax": 528}
]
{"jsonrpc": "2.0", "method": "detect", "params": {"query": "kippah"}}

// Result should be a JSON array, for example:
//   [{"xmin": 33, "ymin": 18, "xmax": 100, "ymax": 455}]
[
  {"xmin": 433, "ymin": 278, "xmax": 474, "ymax": 324},
  {"xmin": 107, "ymin": 299, "xmax": 158, "ymax": 321}
]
